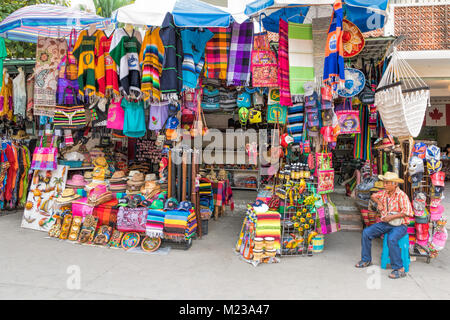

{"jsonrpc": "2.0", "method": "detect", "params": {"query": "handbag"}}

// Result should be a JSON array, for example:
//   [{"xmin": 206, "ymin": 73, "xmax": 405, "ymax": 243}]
[
  {"xmin": 316, "ymin": 199, "xmax": 341, "ymax": 234},
  {"xmin": 54, "ymin": 87, "xmax": 87, "ymax": 130},
  {"xmin": 251, "ymin": 32, "xmax": 278, "ymax": 87},
  {"xmin": 191, "ymin": 92, "xmax": 208, "ymax": 137},
  {"xmin": 31, "ymin": 136, "xmax": 58, "ymax": 171},
  {"xmin": 267, "ymin": 104, "xmax": 287, "ymax": 124},
  {"xmin": 336, "ymin": 98, "xmax": 360, "ymax": 134},
  {"xmin": 317, "ymin": 158, "xmax": 334, "ymax": 194}
]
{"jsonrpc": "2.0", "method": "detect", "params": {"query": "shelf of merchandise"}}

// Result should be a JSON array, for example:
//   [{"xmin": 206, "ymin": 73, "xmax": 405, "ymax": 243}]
[{"xmin": 67, "ymin": 167, "xmax": 94, "ymax": 171}]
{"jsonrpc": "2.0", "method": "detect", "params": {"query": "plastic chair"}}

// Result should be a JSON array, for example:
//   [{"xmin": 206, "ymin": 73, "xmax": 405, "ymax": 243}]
[{"xmin": 381, "ymin": 233, "xmax": 410, "ymax": 272}]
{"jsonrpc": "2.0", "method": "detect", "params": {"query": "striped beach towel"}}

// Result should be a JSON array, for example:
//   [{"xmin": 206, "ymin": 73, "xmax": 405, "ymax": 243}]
[
  {"xmin": 227, "ymin": 21, "xmax": 254, "ymax": 87},
  {"xmin": 287, "ymin": 102, "xmax": 304, "ymax": 143},
  {"xmin": 278, "ymin": 19, "xmax": 292, "ymax": 106},
  {"xmin": 255, "ymin": 210, "xmax": 281, "ymax": 250},
  {"xmin": 204, "ymin": 27, "xmax": 231, "ymax": 80},
  {"xmin": 146, "ymin": 209, "xmax": 165, "ymax": 238},
  {"xmin": 288, "ymin": 22, "xmax": 315, "ymax": 95}
]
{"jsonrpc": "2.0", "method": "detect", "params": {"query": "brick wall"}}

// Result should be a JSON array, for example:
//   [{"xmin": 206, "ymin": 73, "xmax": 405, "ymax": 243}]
[{"xmin": 394, "ymin": 5, "xmax": 449, "ymax": 50}]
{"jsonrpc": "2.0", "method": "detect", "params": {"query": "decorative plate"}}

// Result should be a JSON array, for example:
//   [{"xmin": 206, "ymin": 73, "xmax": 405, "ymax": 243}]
[
  {"xmin": 141, "ymin": 236, "xmax": 162, "ymax": 252},
  {"xmin": 337, "ymin": 68, "xmax": 366, "ymax": 98},
  {"xmin": 121, "ymin": 232, "xmax": 141, "ymax": 250}
]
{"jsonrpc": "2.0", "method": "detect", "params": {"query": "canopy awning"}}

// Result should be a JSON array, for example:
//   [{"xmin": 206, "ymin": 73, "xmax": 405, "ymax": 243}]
[
  {"xmin": 244, "ymin": 0, "xmax": 388, "ymax": 32},
  {"xmin": 114, "ymin": 0, "xmax": 231, "ymax": 27},
  {"xmin": 0, "ymin": 4, "xmax": 112, "ymax": 43}
]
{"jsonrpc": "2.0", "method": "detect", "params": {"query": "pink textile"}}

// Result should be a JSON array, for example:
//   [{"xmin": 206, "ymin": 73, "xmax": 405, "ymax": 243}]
[{"xmin": 278, "ymin": 19, "xmax": 292, "ymax": 106}]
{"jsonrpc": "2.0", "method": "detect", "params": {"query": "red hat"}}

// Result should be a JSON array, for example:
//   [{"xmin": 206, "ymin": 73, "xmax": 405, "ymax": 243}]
[{"xmin": 431, "ymin": 171, "xmax": 445, "ymax": 187}]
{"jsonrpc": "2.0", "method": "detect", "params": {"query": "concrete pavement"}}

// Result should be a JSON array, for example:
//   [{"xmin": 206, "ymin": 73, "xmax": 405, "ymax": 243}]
[{"xmin": 0, "ymin": 210, "xmax": 449, "ymax": 300}]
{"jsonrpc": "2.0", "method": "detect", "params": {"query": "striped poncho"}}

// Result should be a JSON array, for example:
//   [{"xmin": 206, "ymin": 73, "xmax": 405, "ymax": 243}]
[
  {"xmin": 139, "ymin": 27, "xmax": 165, "ymax": 102},
  {"xmin": 109, "ymin": 28, "xmax": 142, "ymax": 97},
  {"xmin": 73, "ymin": 30, "xmax": 98, "ymax": 98}
]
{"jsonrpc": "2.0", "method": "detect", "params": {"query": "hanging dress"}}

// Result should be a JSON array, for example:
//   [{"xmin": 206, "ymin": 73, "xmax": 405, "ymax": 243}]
[
  {"xmin": 0, "ymin": 72, "xmax": 13, "ymax": 120},
  {"xmin": 34, "ymin": 36, "xmax": 68, "ymax": 117},
  {"xmin": 13, "ymin": 69, "xmax": 26, "ymax": 117}
]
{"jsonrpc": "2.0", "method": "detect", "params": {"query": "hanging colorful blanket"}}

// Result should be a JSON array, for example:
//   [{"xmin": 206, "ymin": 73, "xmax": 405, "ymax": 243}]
[
  {"xmin": 204, "ymin": 27, "xmax": 231, "ymax": 80},
  {"xmin": 278, "ymin": 19, "xmax": 292, "ymax": 106},
  {"xmin": 226, "ymin": 21, "xmax": 254, "ymax": 87}
]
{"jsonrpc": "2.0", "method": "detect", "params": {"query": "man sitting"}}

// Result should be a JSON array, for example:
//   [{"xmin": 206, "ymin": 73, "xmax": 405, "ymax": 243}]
[{"xmin": 355, "ymin": 172, "xmax": 414, "ymax": 279}]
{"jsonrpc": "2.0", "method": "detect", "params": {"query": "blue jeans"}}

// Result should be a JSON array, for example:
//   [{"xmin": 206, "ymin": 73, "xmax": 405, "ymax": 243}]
[{"xmin": 361, "ymin": 222, "xmax": 408, "ymax": 270}]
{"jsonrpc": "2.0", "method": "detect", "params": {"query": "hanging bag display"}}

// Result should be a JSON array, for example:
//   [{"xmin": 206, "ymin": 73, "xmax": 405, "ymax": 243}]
[
  {"xmin": 54, "ymin": 87, "xmax": 87, "ymax": 130},
  {"xmin": 190, "ymin": 91, "xmax": 208, "ymax": 138},
  {"xmin": 31, "ymin": 136, "xmax": 58, "ymax": 171},
  {"xmin": 251, "ymin": 30, "xmax": 278, "ymax": 87},
  {"xmin": 317, "ymin": 144, "xmax": 334, "ymax": 194},
  {"xmin": 335, "ymin": 98, "xmax": 360, "ymax": 134},
  {"xmin": 56, "ymin": 29, "xmax": 79, "ymax": 105},
  {"xmin": 316, "ymin": 196, "xmax": 340, "ymax": 234}
]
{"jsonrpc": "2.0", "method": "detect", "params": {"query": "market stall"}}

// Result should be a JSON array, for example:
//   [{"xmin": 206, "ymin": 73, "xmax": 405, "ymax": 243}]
[{"xmin": 0, "ymin": 0, "xmax": 445, "ymax": 261}]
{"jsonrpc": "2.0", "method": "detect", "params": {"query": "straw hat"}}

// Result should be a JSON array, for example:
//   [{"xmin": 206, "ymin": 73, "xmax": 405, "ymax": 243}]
[
  {"xmin": 56, "ymin": 189, "xmax": 81, "ymax": 204},
  {"xmin": 66, "ymin": 174, "xmax": 88, "ymax": 187},
  {"xmin": 12, "ymin": 130, "xmax": 30, "ymax": 140},
  {"xmin": 378, "ymin": 172, "xmax": 404, "ymax": 184},
  {"xmin": 127, "ymin": 172, "xmax": 145, "ymax": 186},
  {"xmin": 145, "ymin": 174, "xmax": 157, "ymax": 182},
  {"xmin": 93, "ymin": 156, "xmax": 107, "ymax": 168},
  {"xmin": 110, "ymin": 170, "xmax": 127, "ymax": 182}
]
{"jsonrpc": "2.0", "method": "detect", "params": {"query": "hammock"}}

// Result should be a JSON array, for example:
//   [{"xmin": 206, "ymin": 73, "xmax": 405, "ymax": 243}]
[{"xmin": 375, "ymin": 48, "xmax": 430, "ymax": 138}]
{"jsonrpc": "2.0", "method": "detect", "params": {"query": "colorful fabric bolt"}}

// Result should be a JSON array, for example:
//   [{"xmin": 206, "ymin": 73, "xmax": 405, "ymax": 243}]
[
  {"xmin": 323, "ymin": 0, "xmax": 345, "ymax": 92},
  {"xmin": 226, "ymin": 21, "xmax": 254, "ymax": 87},
  {"xmin": 353, "ymin": 104, "xmax": 371, "ymax": 161},
  {"xmin": 204, "ymin": 27, "xmax": 231, "ymax": 80},
  {"xmin": 278, "ymin": 19, "xmax": 292, "ymax": 106},
  {"xmin": 146, "ymin": 209, "xmax": 165, "ymax": 238}
]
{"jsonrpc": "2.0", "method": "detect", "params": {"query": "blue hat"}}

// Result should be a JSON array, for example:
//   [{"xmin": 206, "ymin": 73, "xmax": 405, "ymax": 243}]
[
  {"xmin": 237, "ymin": 91, "xmax": 251, "ymax": 108},
  {"xmin": 165, "ymin": 116, "xmax": 179, "ymax": 129},
  {"xmin": 177, "ymin": 201, "xmax": 193, "ymax": 211}
]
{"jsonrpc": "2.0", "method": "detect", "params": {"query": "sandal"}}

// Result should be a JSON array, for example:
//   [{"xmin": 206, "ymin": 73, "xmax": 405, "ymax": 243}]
[
  {"xmin": 389, "ymin": 269, "xmax": 406, "ymax": 279},
  {"xmin": 355, "ymin": 260, "xmax": 372, "ymax": 268}
]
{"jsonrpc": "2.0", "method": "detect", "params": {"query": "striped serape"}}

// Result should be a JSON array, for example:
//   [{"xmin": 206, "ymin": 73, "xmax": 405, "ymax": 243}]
[
  {"xmin": 146, "ymin": 209, "xmax": 165, "ymax": 238},
  {"xmin": 255, "ymin": 210, "xmax": 281, "ymax": 250}
]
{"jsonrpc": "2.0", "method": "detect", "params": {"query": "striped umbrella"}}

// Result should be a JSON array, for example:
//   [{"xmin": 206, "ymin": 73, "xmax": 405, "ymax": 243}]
[{"xmin": 0, "ymin": 4, "xmax": 113, "ymax": 43}]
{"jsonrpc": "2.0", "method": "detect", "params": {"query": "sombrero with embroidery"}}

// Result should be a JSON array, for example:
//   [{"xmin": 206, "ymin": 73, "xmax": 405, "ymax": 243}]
[
  {"xmin": 342, "ymin": 19, "xmax": 365, "ymax": 58},
  {"xmin": 337, "ymin": 68, "xmax": 365, "ymax": 98}
]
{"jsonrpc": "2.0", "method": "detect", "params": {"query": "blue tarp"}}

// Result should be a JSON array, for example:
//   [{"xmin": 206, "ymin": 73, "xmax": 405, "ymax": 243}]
[
  {"xmin": 172, "ymin": 0, "xmax": 231, "ymax": 27},
  {"xmin": 245, "ymin": 0, "xmax": 388, "ymax": 32},
  {"xmin": 260, "ymin": 6, "xmax": 310, "ymax": 33}
]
